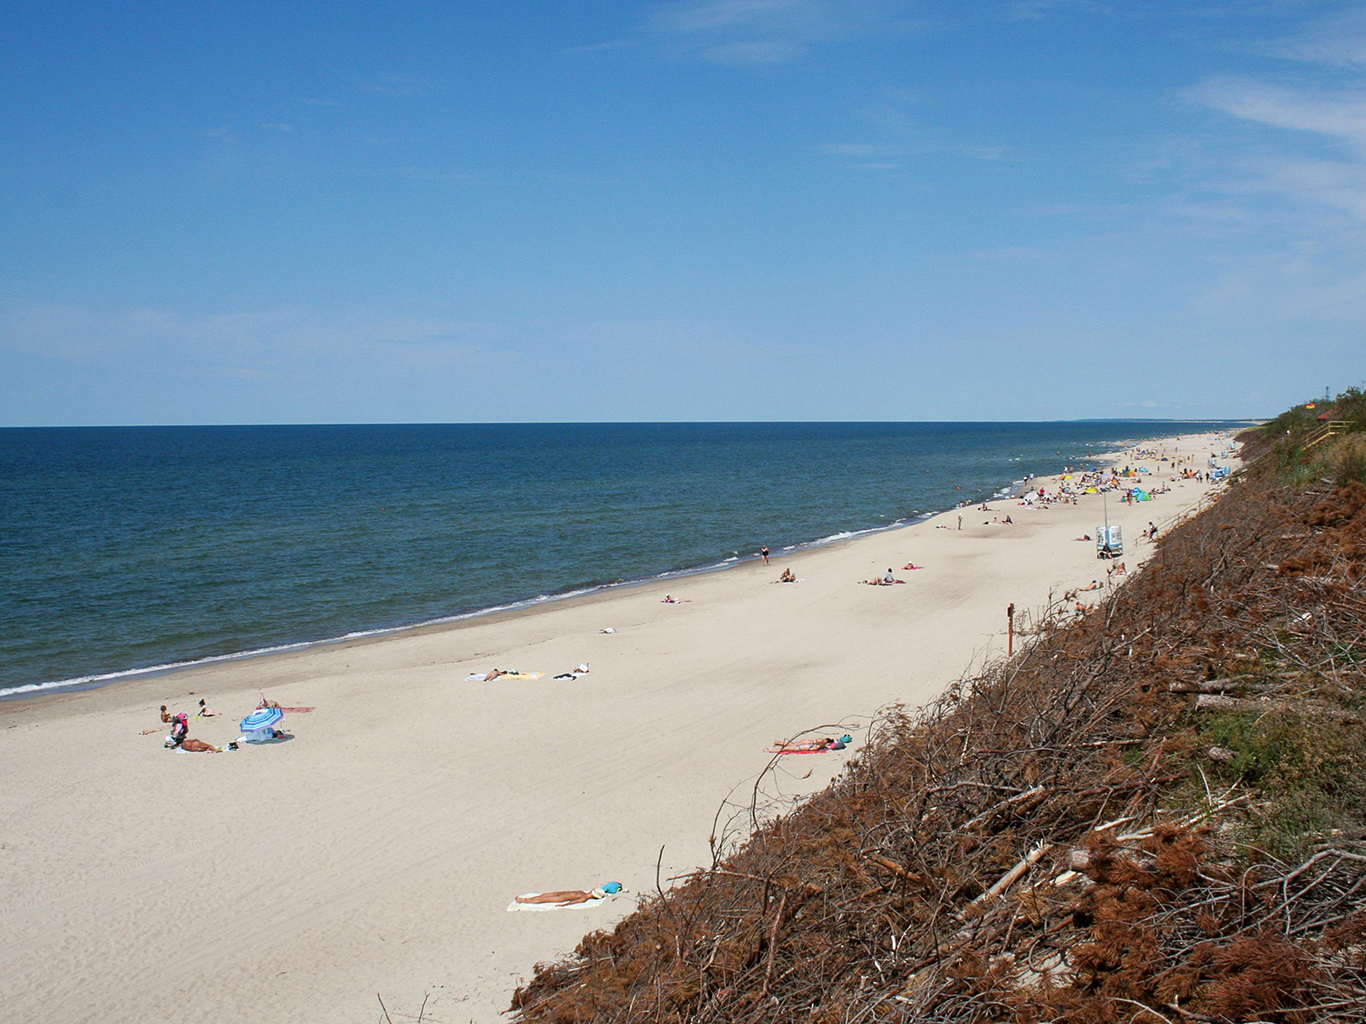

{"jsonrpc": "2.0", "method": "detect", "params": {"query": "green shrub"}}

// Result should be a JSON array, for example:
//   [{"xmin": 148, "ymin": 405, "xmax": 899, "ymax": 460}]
[{"xmin": 1198, "ymin": 709, "xmax": 1366, "ymax": 861}]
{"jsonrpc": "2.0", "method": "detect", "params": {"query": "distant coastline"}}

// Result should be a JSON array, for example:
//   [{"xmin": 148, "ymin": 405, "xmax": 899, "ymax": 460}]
[{"xmin": 0, "ymin": 420, "xmax": 1248, "ymax": 701}]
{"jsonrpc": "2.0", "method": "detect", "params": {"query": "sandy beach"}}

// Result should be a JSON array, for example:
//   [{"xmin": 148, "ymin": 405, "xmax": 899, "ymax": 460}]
[{"xmin": 0, "ymin": 430, "xmax": 1239, "ymax": 1024}]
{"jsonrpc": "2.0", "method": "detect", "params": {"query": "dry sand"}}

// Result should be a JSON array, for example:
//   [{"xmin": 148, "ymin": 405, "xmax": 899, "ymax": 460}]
[{"xmin": 0, "ymin": 430, "xmax": 1239, "ymax": 1023}]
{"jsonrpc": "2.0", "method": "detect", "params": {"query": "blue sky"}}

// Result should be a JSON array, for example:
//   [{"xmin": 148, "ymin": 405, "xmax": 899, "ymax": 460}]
[{"xmin": 2, "ymin": 0, "xmax": 1364, "ymax": 424}]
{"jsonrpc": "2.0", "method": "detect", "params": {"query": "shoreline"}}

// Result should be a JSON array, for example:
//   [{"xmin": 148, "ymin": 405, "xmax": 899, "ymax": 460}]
[
  {"xmin": 0, "ymin": 428, "xmax": 1240, "ymax": 1024},
  {"xmin": 0, "ymin": 430, "xmax": 1168, "ymax": 706}
]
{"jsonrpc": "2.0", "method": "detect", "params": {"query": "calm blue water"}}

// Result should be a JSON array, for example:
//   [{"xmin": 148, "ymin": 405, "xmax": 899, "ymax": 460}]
[{"xmin": 0, "ymin": 422, "xmax": 1233, "ymax": 697}]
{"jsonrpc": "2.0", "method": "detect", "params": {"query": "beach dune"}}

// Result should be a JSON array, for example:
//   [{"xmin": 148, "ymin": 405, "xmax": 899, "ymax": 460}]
[{"xmin": 0, "ymin": 432, "xmax": 1236, "ymax": 1023}]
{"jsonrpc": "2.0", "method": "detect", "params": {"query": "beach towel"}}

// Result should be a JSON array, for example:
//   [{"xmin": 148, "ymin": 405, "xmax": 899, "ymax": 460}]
[
  {"xmin": 506, "ymin": 894, "xmax": 610, "ymax": 912},
  {"xmin": 278, "ymin": 707, "xmax": 315, "ymax": 713},
  {"xmin": 766, "ymin": 747, "xmax": 833, "ymax": 754},
  {"xmin": 465, "ymin": 671, "xmax": 544, "ymax": 681}
]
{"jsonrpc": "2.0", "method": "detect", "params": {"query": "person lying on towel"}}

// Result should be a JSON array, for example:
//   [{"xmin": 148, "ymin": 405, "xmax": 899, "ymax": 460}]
[{"xmin": 515, "ymin": 881, "xmax": 623, "ymax": 906}]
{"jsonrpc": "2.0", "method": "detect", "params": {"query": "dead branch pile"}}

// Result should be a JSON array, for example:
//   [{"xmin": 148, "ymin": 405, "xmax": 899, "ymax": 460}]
[{"xmin": 512, "ymin": 451, "xmax": 1366, "ymax": 1023}]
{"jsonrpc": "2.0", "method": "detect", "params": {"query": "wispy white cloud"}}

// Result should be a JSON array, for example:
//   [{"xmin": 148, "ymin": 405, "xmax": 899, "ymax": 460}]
[
  {"xmin": 353, "ymin": 73, "xmax": 431, "ymax": 97},
  {"xmin": 559, "ymin": 39, "xmax": 636, "ymax": 54},
  {"xmin": 0, "ymin": 305, "xmax": 497, "ymax": 369},
  {"xmin": 968, "ymin": 245, "xmax": 1054, "ymax": 261},
  {"xmin": 1265, "ymin": 7, "xmax": 1366, "ymax": 67},
  {"xmin": 1185, "ymin": 75, "xmax": 1366, "ymax": 149},
  {"xmin": 820, "ymin": 142, "xmax": 896, "ymax": 156},
  {"xmin": 1002, "ymin": 0, "xmax": 1115, "ymax": 21},
  {"xmin": 644, "ymin": 0, "xmax": 921, "ymax": 65}
]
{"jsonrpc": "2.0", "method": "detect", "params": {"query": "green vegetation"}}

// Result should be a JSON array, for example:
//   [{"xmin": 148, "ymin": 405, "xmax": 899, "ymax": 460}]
[{"xmin": 1196, "ymin": 709, "xmax": 1366, "ymax": 862}]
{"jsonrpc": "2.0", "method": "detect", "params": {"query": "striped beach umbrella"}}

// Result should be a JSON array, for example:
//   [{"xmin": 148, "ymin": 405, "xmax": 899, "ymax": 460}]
[{"xmin": 240, "ymin": 707, "xmax": 284, "ymax": 733}]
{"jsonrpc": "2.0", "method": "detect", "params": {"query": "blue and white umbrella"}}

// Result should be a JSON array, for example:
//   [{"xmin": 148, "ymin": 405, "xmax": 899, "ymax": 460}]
[{"xmin": 240, "ymin": 707, "xmax": 284, "ymax": 733}]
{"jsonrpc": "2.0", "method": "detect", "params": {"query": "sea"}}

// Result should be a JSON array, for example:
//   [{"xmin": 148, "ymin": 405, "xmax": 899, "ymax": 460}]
[{"xmin": 0, "ymin": 421, "xmax": 1237, "ymax": 699}]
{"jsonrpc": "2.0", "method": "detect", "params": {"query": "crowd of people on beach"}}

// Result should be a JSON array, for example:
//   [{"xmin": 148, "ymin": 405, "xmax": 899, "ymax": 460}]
[{"xmin": 152, "ymin": 693, "xmax": 292, "ymax": 753}]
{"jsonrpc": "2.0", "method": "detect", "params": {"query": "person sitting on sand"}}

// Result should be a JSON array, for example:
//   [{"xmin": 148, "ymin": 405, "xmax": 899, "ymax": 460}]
[
  {"xmin": 142, "ymin": 706, "xmax": 173, "ymax": 734},
  {"xmin": 1003, "ymin": 515, "xmax": 1013, "ymax": 525},
  {"xmin": 778, "ymin": 568, "xmax": 796, "ymax": 583},
  {"xmin": 662, "ymin": 595, "xmax": 679, "ymax": 603},
  {"xmin": 1115, "ymin": 562, "xmax": 1127, "ymax": 575},
  {"xmin": 196, "ymin": 698, "xmax": 220, "ymax": 718},
  {"xmin": 884, "ymin": 568, "xmax": 895, "ymax": 584},
  {"xmin": 166, "ymin": 713, "xmax": 189, "ymax": 747},
  {"xmin": 257, "ymin": 693, "xmax": 281, "ymax": 709},
  {"xmin": 1075, "ymin": 601, "xmax": 1087, "ymax": 614}
]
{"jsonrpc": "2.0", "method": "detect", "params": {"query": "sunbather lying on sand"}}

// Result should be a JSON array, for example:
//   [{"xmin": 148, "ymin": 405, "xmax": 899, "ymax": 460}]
[
  {"xmin": 771, "ymin": 737, "xmax": 846, "ymax": 752},
  {"xmin": 514, "ymin": 881, "xmax": 623, "ymax": 906},
  {"xmin": 515, "ymin": 889, "xmax": 603, "ymax": 906},
  {"xmin": 661, "ymin": 595, "xmax": 690, "ymax": 603},
  {"xmin": 861, "ymin": 571, "xmax": 905, "ymax": 585},
  {"xmin": 901, "ymin": 563, "xmax": 923, "ymax": 570},
  {"xmin": 553, "ymin": 663, "xmax": 590, "ymax": 680},
  {"xmin": 178, "ymin": 738, "xmax": 227, "ymax": 753},
  {"xmin": 1080, "ymin": 580, "xmax": 1102, "ymax": 591}
]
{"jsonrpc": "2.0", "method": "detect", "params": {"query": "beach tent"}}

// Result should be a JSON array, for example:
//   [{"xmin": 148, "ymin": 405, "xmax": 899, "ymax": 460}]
[
  {"xmin": 239, "ymin": 706, "xmax": 284, "ymax": 743},
  {"xmin": 1084, "ymin": 487, "xmax": 1098, "ymax": 494}
]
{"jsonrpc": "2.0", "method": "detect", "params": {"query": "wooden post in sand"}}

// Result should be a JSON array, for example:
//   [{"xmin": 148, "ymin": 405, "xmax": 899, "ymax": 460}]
[{"xmin": 1007, "ymin": 603, "xmax": 1015, "ymax": 656}]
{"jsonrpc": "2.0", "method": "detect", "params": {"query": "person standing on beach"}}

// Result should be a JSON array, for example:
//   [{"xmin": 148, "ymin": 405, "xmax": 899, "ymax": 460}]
[
  {"xmin": 957, "ymin": 514, "xmax": 963, "ymax": 531},
  {"xmin": 760, "ymin": 545, "xmax": 770, "ymax": 566}
]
